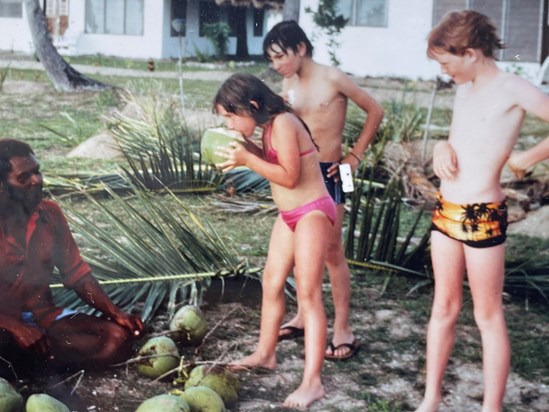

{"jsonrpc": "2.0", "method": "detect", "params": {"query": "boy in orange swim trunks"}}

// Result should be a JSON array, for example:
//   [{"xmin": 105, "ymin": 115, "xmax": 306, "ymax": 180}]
[{"xmin": 416, "ymin": 10, "xmax": 549, "ymax": 412}]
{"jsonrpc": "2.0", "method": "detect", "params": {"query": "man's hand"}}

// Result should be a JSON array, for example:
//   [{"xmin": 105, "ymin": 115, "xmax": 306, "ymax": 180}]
[
  {"xmin": 13, "ymin": 324, "xmax": 49, "ymax": 354},
  {"xmin": 111, "ymin": 312, "xmax": 144, "ymax": 337},
  {"xmin": 433, "ymin": 141, "xmax": 458, "ymax": 180}
]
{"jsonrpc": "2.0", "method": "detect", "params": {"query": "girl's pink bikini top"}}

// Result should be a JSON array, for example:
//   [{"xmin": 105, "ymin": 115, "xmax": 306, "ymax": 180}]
[{"xmin": 262, "ymin": 123, "xmax": 316, "ymax": 164}]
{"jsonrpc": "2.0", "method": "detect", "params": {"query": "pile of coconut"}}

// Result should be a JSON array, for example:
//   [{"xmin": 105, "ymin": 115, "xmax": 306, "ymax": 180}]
[
  {"xmin": 0, "ymin": 305, "xmax": 239, "ymax": 412},
  {"xmin": 134, "ymin": 304, "xmax": 240, "ymax": 412}
]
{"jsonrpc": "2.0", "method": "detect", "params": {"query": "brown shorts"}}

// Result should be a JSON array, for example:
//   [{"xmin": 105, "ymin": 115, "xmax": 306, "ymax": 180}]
[{"xmin": 431, "ymin": 193, "xmax": 507, "ymax": 248}]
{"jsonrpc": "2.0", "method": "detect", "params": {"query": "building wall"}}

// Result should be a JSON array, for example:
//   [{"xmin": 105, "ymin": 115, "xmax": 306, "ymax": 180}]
[
  {"xmin": 300, "ymin": 0, "xmax": 441, "ymax": 80},
  {"xmin": 0, "ymin": 3, "xmax": 33, "ymax": 54},
  {"xmin": 299, "ymin": 0, "xmax": 543, "ymax": 81},
  {"xmin": 70, "ymin": 0, "xmax": 164, "ymax": 59}
]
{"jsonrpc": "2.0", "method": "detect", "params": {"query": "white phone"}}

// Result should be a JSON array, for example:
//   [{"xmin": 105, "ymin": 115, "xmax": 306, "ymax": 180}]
[{"xmin": 338, "ymin": 163, "xmax": 354, "ymax": 193}]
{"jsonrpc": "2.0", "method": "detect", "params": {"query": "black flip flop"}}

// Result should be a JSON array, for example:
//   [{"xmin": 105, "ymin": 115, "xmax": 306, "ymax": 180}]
[
  {"xmin": 277, "ymin": 325, "xmax": 305, "ymax": 342},
  {"xmin": 325, "ymin": 339, "xmax": 361, "ymax": 361}
]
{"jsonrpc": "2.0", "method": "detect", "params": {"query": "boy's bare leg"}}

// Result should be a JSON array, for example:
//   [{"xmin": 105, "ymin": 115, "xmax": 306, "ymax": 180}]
[
  {"xmin": 280, "ymin": 206, "xmax": 355, "ymax": 358},
  {"xmin": 231, "ymin": 218, "xmax": 293, "ymax": 370},
  {"xmin": 283, "ymin": 213, "xmax": 328, "ymax": 408},
  {"xmin": 465, "ymin": 244, "xmax": 509, "ymax": 412},
  {"xmin": 416, "ymin": 232, "xmax": 465, "ymax": 412},
  {"xmin": 324, "ymin": 205, "xmax": 355, "ymax": 356}
]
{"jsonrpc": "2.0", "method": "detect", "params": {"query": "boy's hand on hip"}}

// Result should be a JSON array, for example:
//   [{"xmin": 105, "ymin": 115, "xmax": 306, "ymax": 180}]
[{"xmin": 433, "ymin": 141, "xmax": 458, "ymax": 180}]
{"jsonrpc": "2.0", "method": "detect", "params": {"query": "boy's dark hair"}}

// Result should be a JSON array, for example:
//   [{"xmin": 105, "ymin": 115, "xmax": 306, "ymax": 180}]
[
  {"xmin": 427, "ymin": 10, "xmax": 504, "ymax": 58},
  {"xmin": 0, "ymin": 138, "xmax": 35, "ymax": 181},
  {"xmin": 263, "ymin": 20, "xmax": 314, "ymax": 60},
  {"xmin": 213, "ymin": 73, "xmax": 292, "ymax": 125}
]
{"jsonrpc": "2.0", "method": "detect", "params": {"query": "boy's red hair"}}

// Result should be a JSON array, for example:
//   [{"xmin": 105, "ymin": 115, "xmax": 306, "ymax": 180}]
[{"xmin": 427, "ymin": 10, "xmax": 504, "ymax": 58}]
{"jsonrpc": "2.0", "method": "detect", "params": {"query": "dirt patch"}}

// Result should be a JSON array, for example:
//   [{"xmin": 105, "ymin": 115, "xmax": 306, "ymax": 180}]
[{"xmin": 16, "ymin": 276, "xmax": 547, "ymax": 412}]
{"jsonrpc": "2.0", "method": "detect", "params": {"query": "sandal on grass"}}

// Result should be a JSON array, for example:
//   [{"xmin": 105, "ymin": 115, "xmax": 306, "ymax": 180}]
[
  {"xmin": 277, "ymin": 325, "xmax": 305, "ymax": 342},
  {"xmin": 325, "ymin": 339, "xmax": 361, "ymax": 361}
]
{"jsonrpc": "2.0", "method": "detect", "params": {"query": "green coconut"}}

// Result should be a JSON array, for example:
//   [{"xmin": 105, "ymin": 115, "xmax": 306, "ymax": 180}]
[
  {"xmin": 200, "ymin": 128, "xmax": 244, "ymax": 166},
  {"xmin": 0, "ymin": 378, "xmax": 23, "ymax": 412},
  {"xmin": 179, "ymin": 386, "xmax": 226, "ymax": 412},
  {"xmin": 26, "ymin": 393, "xmax": 69, "ymax": 412},
  {"xmin": 169, "ymin": 305, "xmax": 208, "ymax": 346},
  {"xmin": 184, "ymin": 365, "xmax": 239, "ymax": 408},
  {"xmin": 135, "ymin": 394, "xmax": 190, "ymax": 412},
  {"xmin": 136, "ymin": 336, "xmax": 180, "ymax": 379}
]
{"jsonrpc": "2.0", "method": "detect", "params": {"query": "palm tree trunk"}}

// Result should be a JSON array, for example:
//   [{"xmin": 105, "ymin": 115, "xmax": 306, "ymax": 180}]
[{"xmin": 23, "ymin": 0, "xmax": 110, "ymax": 92}]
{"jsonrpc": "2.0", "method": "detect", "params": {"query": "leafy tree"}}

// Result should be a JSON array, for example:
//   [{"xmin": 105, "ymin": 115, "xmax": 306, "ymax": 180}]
[{"xmin": 305, "ymin": 0, "xmax": 348, "ymax": 66}]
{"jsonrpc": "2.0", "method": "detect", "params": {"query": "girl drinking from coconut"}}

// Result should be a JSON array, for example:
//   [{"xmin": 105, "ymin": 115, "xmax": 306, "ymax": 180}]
[{"xmin": 213, "ymin": 73, "xmax": 335, "ymax": 409}]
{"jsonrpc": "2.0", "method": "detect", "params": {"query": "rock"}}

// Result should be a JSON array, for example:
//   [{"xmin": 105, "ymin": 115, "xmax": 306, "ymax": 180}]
[{"xmin": 67, "ymin": 131, "xmax": 122, "ymax": 159}]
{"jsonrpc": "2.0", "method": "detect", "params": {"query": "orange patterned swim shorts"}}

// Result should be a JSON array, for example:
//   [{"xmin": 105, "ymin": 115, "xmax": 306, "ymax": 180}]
[{"xmin": 431, "ymin": 193, "xmax": 507, "ymax": 248}]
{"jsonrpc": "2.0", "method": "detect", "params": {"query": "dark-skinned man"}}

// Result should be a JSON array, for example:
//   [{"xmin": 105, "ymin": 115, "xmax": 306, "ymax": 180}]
[{"xmin": 0, "ymin": 138, "xmax": 143, "ymax": 378}]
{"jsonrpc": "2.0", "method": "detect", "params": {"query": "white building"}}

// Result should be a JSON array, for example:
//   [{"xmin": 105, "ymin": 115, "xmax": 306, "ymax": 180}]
[{"xmin": 0, "ymin": 0, "xmax": 547, "ymax": 81}]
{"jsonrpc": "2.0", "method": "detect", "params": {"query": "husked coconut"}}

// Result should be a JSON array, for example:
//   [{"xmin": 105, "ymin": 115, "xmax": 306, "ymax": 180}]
[
  {"xmin": 135, "ymin": 394, "xmax": 190, "ymax": 412},
  {"xmin": 179, "ymin": 386, "xmax": 226, "ymax": 412},
  {"xmin": 169, "ymin": 305, "xmax": 208, "ymax": 346},
  {"xmin": 0, "ymin": 378, "xmax": 23, "ymax": 412},
  {"xmin": 26, "ymin": 393, "xmax": 70, "ymax": 412},
  {"xmin": 136, "ymin": 336, "xmax": 180, "ymax": 379},
  {"xmin": 185, "ymin": 365, "xmax": 239, "ymax": 407}
]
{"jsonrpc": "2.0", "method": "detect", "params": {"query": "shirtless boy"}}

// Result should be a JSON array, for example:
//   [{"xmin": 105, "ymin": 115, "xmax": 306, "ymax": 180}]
[
  {"xmin": 263, "ymin": 20, "xmax": 384, "ymax": 360},
  {"xmin": 416, "ymin": 10, "xmax": 549, "ymax": 412}
]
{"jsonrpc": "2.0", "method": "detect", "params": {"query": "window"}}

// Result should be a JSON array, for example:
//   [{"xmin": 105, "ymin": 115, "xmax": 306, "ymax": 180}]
[
  {"xmin": 253, "ymin": 8, "xmax": 265, "ymax": 37},
  {"xmin": 85, "ymin": 0, "xmax": 144, "ymax": 35},
  {"xmin": 433, "ymin": 0, "xmax": 544, "ymax": 63},
  {"xmin": 171, "ymin": 0, "xmax": 187, "ymax": 36},
  {"xmin": 199, "ymin": 1, "xmax": 221, "ymax": 37},
  {"xmin": 0, "ymin": 0, "xmax": 22, "ymax": 18},
  {"xmin": 338, "ymin": 0, "xmax": 389, "ymax": 27}
]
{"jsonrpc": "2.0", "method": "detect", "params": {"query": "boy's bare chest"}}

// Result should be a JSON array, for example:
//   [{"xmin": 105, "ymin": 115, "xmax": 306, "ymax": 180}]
[{"xmin": 289, "ymin": 85, "xmax": 344, "ymax": 118}]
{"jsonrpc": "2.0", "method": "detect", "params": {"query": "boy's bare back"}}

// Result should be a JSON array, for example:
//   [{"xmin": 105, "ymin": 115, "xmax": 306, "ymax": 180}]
[{"xmin": 442, "ymin": 70, "xmax": 549, "ymax": 203}]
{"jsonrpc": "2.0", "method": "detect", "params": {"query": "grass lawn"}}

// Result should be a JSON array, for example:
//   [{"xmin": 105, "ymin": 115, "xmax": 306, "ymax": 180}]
[{"xmin": 0, "ymin": 57, "xmax": 547, "ymax": 411}]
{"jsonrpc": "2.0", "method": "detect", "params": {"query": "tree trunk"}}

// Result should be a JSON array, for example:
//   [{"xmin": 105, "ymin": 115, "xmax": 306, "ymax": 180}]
[
  {"xmin": 23, "ymin": 0, "xmax": 110, "ymax": 92},
  {"xmin": 282, "ymin": 0, "xmax": 300, "ymax": 21},
  {"xmin": 234, "ymin": 7, "xmax": 249, "ymax": 58}
]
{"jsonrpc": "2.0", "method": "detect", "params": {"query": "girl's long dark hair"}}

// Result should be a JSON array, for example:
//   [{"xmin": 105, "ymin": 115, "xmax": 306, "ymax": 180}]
[
  {"xmin": 213, "ymin": 73, "xmax": 317, "ymax": 149},
  {"xmin": 213, "ymin": 73, "xmax": 291, "ymax": 125}
]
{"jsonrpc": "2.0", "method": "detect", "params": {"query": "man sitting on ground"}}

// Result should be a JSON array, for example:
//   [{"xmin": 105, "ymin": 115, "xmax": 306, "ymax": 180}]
[{"xmin": 0, "ymin": 138, "xmax": 143, "ymax": 378}]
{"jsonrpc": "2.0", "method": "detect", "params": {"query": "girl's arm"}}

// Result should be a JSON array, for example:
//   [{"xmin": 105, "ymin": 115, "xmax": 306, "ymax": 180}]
[{"xmin": 509, "ymin": 77, "xmax": 549, "ymax": 178}]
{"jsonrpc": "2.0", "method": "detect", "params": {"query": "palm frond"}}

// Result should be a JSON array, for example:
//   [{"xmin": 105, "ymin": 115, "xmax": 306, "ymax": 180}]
[
  {"xmin": 107, "ymin": 89, "xmax": 220, "ymax": 193},
  {"xmin": 54, "ymin": 186, "xmax": 249, "ymax": 323},
  {"xmin": 345, "ymin": 176, "xmax": 430, "ymax": 277}
]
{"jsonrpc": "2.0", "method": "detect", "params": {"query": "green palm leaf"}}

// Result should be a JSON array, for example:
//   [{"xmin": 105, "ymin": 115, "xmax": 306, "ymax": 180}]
[{"xmin": 52, "ymin": 186, "xmax": 247, "ymax": 323}]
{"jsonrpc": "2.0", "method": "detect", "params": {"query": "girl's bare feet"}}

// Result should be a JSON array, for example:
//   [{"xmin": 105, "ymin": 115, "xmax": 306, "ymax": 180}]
[
  {"xmin": 415, "ymin": 397, "xmax": 441, "ymax": 412},
  {"xmin": 283, "ymin": 380, "xmax": 324, "ymax": 409},
  {"xmin": 228, "ymin": 351, "xmax": 276, "ymax": 371}
]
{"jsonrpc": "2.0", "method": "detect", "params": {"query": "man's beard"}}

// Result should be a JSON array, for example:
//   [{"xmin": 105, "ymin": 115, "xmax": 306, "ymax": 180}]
[{"xmin": 7, "ymin": 184, "xmax": 43, "ymax": 214}]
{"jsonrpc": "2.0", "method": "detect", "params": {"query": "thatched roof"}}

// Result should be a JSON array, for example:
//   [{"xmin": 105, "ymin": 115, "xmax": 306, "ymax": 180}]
[{"xmin": 215, "ymin": 0, "xmax": 285, "ymax": 9}]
